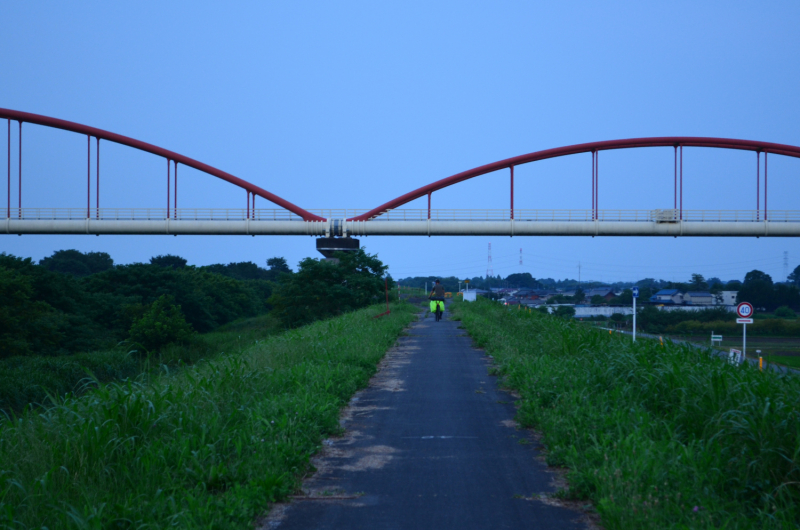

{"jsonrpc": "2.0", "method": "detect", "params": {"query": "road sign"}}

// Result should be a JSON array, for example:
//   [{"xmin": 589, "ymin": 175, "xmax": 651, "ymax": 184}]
[
  {"xmin": 728, "ymin": 349, "xmax": 744, "ymax": 365},
  {"xmin": 736, "ymin": 302, "xmax": 754, "ymax": 318},
  {"xmin": 736, "ymin": 318, "xmax": 753, "ymax": 324},
  {"xmin": 632, "ymin": 287, "xmax": 639, "ymax": 298}
]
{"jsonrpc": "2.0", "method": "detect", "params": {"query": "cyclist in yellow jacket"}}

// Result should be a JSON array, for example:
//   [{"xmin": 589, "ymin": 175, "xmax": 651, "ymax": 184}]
[{"xmin": 429, "ymin": 280, "xmax": 446, "ymax": 321}]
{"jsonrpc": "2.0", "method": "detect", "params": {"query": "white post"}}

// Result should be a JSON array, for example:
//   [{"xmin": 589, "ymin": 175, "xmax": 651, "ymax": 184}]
[
  {"xmin": 743, "ymin": 323, "xmax": 747, "ymax": 359},
  {"xmin": 633, "ymin": 296, "xmax": 637, "ymax": 342}
]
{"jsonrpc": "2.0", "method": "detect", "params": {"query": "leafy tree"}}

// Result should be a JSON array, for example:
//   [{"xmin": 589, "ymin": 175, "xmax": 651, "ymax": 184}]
[
  {"xmin": 1, "ymin": 253, "xmax": 108, "ymax": 354},
  {"xmin": 573, "ymin": 287, "xmax": 585, "ymax": 303},
  {"xmin": 84, "ymin": 264, "xmax": 267, "ymax": 333},
  {"xmin": 609, "ymin": 289, "xmax": 634, "ymax": 305},
  {"xmin": 738, "ymin": 270, "xmax": 775, "ymax": 310},
  {"xmin": 204, "ymin": 261, "xmax": 270, "ymax": 281},
  {"xmin": 268, "ymin": 249, "xmax": 392, "ymax": 328},
  {"xmin": 505, "ymin": 272, "xmax": 539, "ymax": 289},
  {"xmin": 267, "ymin": 257, "xmax": 292, "ymax": 275},
  {"xmin": 150, "ymin": 255, "xmax": 187, "ymax": 269},
  {"xmin": 775, "ymin": 306, "xmax": 797, "ymax": 319},
  {"xmin": 726, "ymin": 280, "xmax": 743, "ymax": 291},
  {"xmin": 744, "ymin": 270, "xmax": 773, "ymax": 285},
  {"xmin": 39, "ymin": 249, "xmax": 113, "ymax": 277},
  {"xmin": 537, "ymin": 305, "xmax": 550, "ymax": 315},
  {"xmin": 0, "ymin": 266, "xmax": 64, "ymax": 357},
  {"xmin": 128, "ymin": 295, "xmax": 195, "ymax": 354},
  {"xmin": 590, "ymin": 295, "xmax": 606, "ymax": 305},
  {"xmin": 773, "ymin": 284, "xmax": 800, "ymax": 310},
  {"xmin": 690, "ymin": 273, "xmax": 708, "ymax": 291},
  {"xmin": 789, "ymin": 264, "xmax": 800, "ymax": 287}
]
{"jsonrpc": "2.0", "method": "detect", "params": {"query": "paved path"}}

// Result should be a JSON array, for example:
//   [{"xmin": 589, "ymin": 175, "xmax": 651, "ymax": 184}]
[{"xmin": 263, "ymin": 309, "xmax": 589, "ymax": 530}]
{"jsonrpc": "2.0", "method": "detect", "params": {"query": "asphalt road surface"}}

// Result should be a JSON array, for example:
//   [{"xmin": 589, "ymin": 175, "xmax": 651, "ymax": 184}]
[{"xmin": 261, "ymin": 307, "xmax": 589, "ymax": 530}]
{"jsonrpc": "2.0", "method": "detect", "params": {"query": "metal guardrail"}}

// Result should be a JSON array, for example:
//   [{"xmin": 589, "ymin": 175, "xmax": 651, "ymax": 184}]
[{"xmin": 4, "ymin": 208, "xmax": 800, "ymax": 222}]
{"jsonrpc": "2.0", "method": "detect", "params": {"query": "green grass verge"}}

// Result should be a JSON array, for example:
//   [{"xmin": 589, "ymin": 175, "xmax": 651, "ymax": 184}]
[
  {"xmin": 453, "ymin": 298, "xmax": 800, "ymax": 529},
  {"xmin": 0, "ymin": 302, "xmax": 418, "ymax": 529},
  {"xmin": 0, "ymin": 314, "xmax": 284, "ymax": 415}
]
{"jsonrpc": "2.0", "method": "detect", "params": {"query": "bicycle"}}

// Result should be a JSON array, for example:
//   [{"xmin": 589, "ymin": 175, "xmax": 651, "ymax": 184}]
[{"xmin": 429, "ymin": 299, "xmax": 445, "ymax": 322}]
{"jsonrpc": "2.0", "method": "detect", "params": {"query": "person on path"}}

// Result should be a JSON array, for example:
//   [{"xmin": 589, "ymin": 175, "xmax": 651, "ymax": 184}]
[{"xmin": 429, "ymin": 280, "xmax": 446, "ymax": 319}]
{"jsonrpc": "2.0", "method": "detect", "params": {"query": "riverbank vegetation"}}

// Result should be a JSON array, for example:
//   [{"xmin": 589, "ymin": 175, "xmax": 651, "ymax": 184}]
[
  {"xmin": 0, "ymin": 248, "xmax": 397, "ymax": 415},
  {"xmin": 0, "ymin": 301, "xmax": 417, "ymax": 529},
  {"xmin": 454, "ymin": 298, "xmax": 800, "ymax": 529}
]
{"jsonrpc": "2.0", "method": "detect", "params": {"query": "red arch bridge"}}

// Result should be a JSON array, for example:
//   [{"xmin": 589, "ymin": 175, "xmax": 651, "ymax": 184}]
[{"xmin": 3, "ymin": 108, "xmax": 800, "ymax": 240}]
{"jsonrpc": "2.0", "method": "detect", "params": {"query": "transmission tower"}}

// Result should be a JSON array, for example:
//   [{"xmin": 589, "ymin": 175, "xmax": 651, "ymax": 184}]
[
  {"xmin": 487, "ymin": 243, "xmax": 493, "ymax": 277},
  {"xmin": 785, "ymin": 251, "xmax": 789, "ymax": 282},
  {"xmin": 519, "ymin": 248, "xmax": 523, "ymax": 268}
]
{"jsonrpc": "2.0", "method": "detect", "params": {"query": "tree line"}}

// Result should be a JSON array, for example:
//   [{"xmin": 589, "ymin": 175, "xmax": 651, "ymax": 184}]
[
  {"xmin": 1, "ymin": 248, "xmax": 395, "ymax": 359},
  {"xmin": 399, "ymin": 266, "xmax": 800, "ymax": 311},
  {"xmin": 0, "ymin": 250, "xmax": 289, "ymax": 358}
]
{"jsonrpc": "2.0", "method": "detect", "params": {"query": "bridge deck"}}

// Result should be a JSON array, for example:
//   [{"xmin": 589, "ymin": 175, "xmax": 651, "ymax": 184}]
[{"xmin": 4, "ymin": 208, "xmax": 799, "ymax": 222}]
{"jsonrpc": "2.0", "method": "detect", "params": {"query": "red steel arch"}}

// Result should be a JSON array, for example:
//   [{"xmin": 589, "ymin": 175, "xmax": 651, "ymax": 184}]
[
  {"xmin": 0, "ymin": 108, "xmax": 324, "ymax": 222},
  {"xmin": 351, "ymin": 137, "xmax": 800, "ymax": 221}
]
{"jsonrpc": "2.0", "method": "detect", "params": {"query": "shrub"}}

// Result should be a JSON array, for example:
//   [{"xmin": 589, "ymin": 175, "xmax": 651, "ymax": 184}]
[
  {"xmin": 554, "ymin": 305, "xmax": 576, "ymax": 318},
  {"xmin": 775, "ymin": 306, "xmax": 797, "ymax": 319},
  {"xmin": 128, "ymin": 295, "xmax": 195, "ymax": 354}
]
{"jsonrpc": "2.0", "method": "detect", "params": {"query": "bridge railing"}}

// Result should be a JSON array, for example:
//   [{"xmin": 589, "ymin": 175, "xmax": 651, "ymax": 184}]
[{"xmin": 5, "ymin": 208, "xmax": 800, "ymax": 222}]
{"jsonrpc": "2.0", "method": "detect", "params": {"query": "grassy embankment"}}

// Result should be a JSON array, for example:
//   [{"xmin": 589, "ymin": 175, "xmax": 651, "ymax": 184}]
[
  {"xmin": 454, "ymin": 298, "xmax": 800, "ymax": 529},
  {"xmin": 0, "ymin": 301, "xmax": 417, "ymax": 529},
  {"xmin": 0, "ymin": 314, "xmax": 284, "ymax": 415}
]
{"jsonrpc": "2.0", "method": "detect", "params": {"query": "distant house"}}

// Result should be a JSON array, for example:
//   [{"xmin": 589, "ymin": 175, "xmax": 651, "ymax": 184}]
[
  {"xmin": 684, "ymin": 292, "xmax": 713, "ymax": 305},
  {"xmin": 716, "ymin": 291, "xmax": 738, "ymax": 305},
  {"xmin": 513, "ymin": 288, "xmax": 540, "ymax": 300},
  {"xmin": 585, "ymin": 288, "xmax": 615, "ymax": 301},
  {"xmin": 650, "ymin": 289, "xmax": 684, "ymax": 305}
]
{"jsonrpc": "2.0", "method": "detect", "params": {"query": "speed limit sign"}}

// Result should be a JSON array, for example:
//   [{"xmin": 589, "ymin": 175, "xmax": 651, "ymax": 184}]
[{"xmin": 736, "ymin": 302, "xmax": 754, "ymax": 318}]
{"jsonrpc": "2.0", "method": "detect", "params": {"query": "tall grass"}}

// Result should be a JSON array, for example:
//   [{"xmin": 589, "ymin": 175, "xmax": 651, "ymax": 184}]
[
  {"xmin": 0, "ymin": 302, "xmax": 417, "ymax": 529},
  {"xmin": 454, "ymin": 299, "xmax": 800, "ymax": 529},
  {"xmin": 0, "ymin": 314, "xmax": 284, "ymax": 415}
]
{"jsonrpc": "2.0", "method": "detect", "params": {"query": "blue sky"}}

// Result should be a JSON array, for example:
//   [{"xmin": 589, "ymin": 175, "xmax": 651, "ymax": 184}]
[{"xmin": 1, "ymin": 1, "xmax": 799, "ymax": 283}]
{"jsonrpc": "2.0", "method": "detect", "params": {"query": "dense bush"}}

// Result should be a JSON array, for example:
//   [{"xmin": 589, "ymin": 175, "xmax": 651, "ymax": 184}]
[
  {"xmin": 268, "ymin": 249, "xmax": 394, "ymax": 328},
  {"xmin": 637, "ymin": 305, "xmax": 735, "ymax": 333},
  {"xmin": 669, "ymin": 318, "xmax": 800, "ymax": 337},
  {"xmin": 554, "ymin": 305, "xmax": 576, "ymax": 318},
  {"xmin": 128, "ymin": 295, "xmax": 195, "ymax": 354},
  {"xmin": 775, "ymin": 306, "xmax": 797, "ymax": 318}
]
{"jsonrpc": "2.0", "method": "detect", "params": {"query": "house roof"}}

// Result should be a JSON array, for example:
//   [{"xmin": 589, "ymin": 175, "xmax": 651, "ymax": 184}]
[
  {"xmin": 655, "ymin": 289, "xmax": 681, "ymax": 295},
  {"xmin": 585, "ymin": 288, "xmax": 615, "ymax": 297},
  {"xmin": 686, "ymin": 291, "xmax": 712, "ymax": 297}
]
